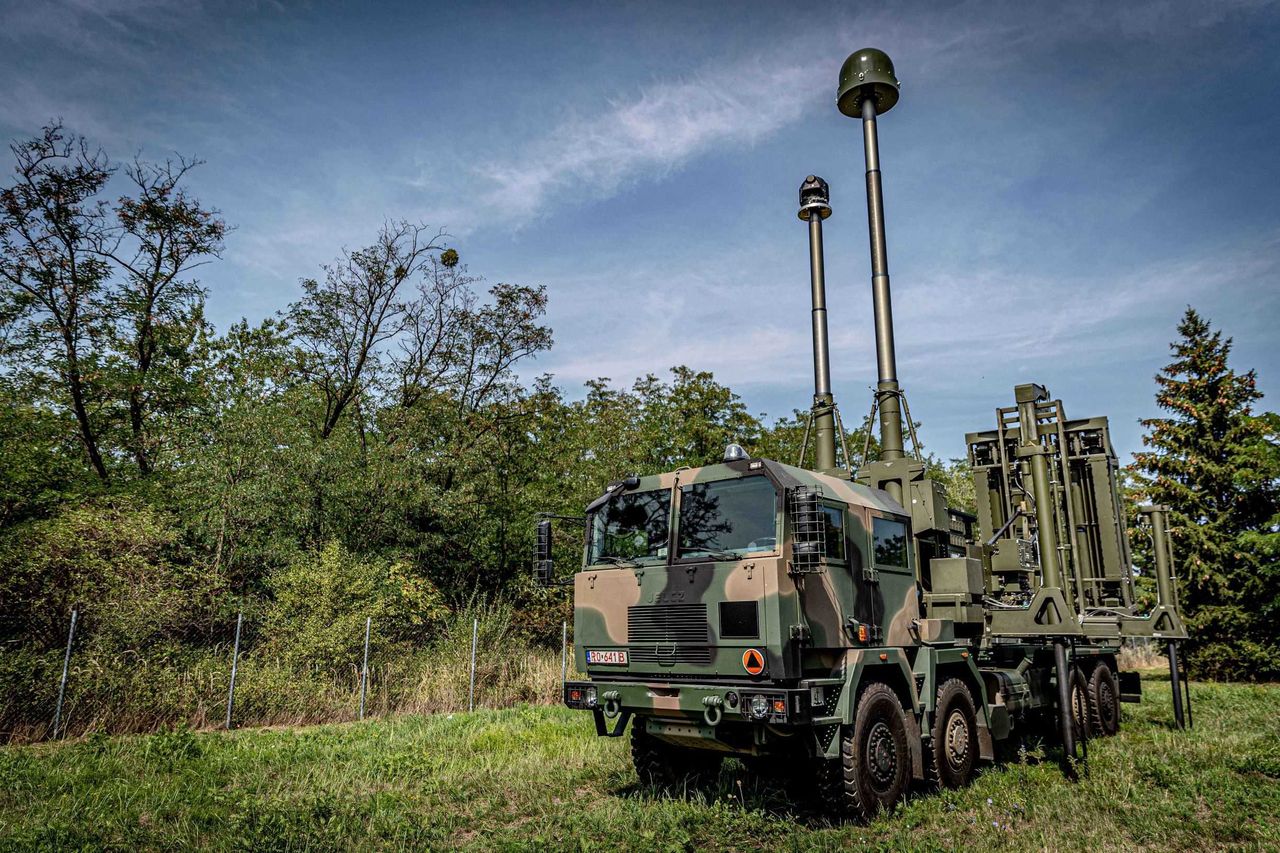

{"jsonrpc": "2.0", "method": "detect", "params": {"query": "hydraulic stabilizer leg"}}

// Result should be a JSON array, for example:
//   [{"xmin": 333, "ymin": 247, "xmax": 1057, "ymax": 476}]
[
  {"xmin": 1054, "ymin": 640, "xmax": 1078, "ymax": 779},
  {"xmin": 1168, "ymin": 642, "xmax": 1186, "ymax": 729},
  {"xmin": 1184, "ymin": 655, "xmax": 1194, "ymax": 729},
  {"xmin": 1071, "ymin": 639, "xmax": 1089, "ymax": 776}
]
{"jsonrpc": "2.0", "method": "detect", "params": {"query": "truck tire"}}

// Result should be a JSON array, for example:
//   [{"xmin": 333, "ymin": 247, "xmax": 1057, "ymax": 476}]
[
  {"xmin": 630, "ymin": 722, "xmax": 722, "ymax": 790},
  {"xmin": 1069, "ymin": 665, "xmax": 1090, "ymax": 744},
  {"xmin": 1088, "ymin": 661, "xmax": 1120, "ymax": 736},
  {"xmin": 817, "ymin": 681, "xmax": 911, "ymax": 821},
  {"xmin": 925, "ymin": 678, "xmax": 978, "ymax": 789}
]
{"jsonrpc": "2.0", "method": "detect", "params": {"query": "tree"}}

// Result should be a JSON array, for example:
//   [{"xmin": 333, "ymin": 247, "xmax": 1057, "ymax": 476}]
[
  {"xmin": 1129, "ymin": 307, "xmax": 1280, "ymax": 679},
  {"xmin": 754, "ymin": 407, "xmax": 877, "ymax": 472},
  {"xmin": 391, "ymin": 254, "xmax": 474, "ymax": 411},
  {"xmin": 0, "ymin": 123, "xmax": 114, "ymax": 480},
  {"xmin": 0, "ymin": 497, "xmax": 202, "ymax": 650},
  {"xmin": 0, "ymin": 376, "xmax": 92, "ymax": 527},
  {"xmin": 103, "ymin": 156, "xmax": 227, "ymax": 475},
  {"xmin": 927, "ymin": 455, "xmax": 977, "ymax": 516},
  {"xmin": 632, "ymin": 367, "xmax": 762, "ymax": 471},
  {"xmin": 167, "ymin": 317, "xmax": 305, "ymax": 584},
  {"xmin": 287, "ymin": 221, "xmax": 446, "ymax": 440}
]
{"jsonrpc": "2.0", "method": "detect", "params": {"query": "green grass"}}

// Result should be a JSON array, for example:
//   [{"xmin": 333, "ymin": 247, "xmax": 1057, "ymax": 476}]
[{"xmin": 1, "ymin": 674, "xmax": 1276, "ymax": 851}]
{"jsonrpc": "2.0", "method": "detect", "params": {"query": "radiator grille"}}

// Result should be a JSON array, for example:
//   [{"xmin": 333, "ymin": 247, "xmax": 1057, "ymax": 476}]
[
  {"xmin": 626, "ymin": 647, "xmax": 712, "ymax": 665},
  {"xmin": 627, "ymin": 603, "xmax": 709, "ymax": 645}
]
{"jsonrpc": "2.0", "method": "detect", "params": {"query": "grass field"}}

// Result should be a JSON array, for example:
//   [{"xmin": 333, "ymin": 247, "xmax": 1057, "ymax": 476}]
[{"xmin": 1, "ymin": 672, "xmax": 1276, "ymax": 851}]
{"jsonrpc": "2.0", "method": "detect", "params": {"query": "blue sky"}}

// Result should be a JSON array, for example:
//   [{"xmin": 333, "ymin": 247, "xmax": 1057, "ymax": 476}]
[{"xmin": 3, "ymin": 0, "xmax": 1278, "ymax": 461}]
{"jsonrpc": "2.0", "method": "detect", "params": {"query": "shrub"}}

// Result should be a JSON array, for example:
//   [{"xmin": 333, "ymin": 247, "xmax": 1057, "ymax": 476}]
[
  {"xmin": 261, "ymin": 541, "xmax": 448, "ymax": 669},
  {"xmin": 1190, "ymin": 640, "xmax": 1280, "ymax": 682},
  {"xmin": 0, "ymin": 497, "xmax": 223, "ymax": 651}
]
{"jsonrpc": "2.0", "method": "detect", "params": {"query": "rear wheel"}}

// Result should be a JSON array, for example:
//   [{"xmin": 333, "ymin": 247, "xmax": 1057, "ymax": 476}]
[
  {"xmin": 1089, "ymin": 661, "xmax": 1120, "ymax": 736},
  {"xmin": 1069, "ymin": 665, "xmax": 1091, "ymax": 744},
  {"xmin": 926, "ymin": 678, "xmax": 978, "ymax": 789},
  {"xmin": 817, "ymin": 682, "xmax": 911, "ymax": 821},
  {"xmin": 630, "ymin": 722, "xmax": 723, "ymax": 790}
]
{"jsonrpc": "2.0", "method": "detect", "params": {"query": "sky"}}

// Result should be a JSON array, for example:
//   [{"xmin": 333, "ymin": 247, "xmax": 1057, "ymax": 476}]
[{"xmin": 2, "ymin": 0, "xmax": 1278, "ymax": 462}]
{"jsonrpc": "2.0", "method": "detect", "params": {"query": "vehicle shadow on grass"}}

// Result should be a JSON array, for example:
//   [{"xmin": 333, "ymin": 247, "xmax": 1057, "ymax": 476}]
[
  {"xmin": 607, "ymin": 762, "xmax": 915, "ymax": 828},
  {"xmin": 609, "ymin": 750, "xmax": 1061, "ymax": 829},
  {"xmin": 610, "ymin": 773, "xmax": 832, "ymax": 828}
]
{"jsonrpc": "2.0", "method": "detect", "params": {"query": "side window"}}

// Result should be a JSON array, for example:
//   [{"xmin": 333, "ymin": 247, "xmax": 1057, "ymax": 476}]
[
  {"xmin": 823, "ymin": 505, "xmax": 845, "ymax": 561},
  {"xmin": 872, "ymin": 516, "xmax": 909, "ymax": 569}
]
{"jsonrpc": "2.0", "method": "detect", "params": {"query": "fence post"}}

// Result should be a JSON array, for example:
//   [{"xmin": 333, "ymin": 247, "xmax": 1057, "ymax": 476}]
[
  {"xmin": 561, "ymin": 620, "xmax": 568, "ymax": 686},
  {"xmin": 468, "ymin": 617, "xmax": 478, "ymax": 712},
  {"xmin": 359, "ymin": 616, "xmax": 371, "ymax": 720},
  {"xmin": 52, "ymin": 608, "xmax": 78, "ymax": 739},
  {"xmin": 225, "ymin": 611, "xmax": 243, "ymax": 730}
]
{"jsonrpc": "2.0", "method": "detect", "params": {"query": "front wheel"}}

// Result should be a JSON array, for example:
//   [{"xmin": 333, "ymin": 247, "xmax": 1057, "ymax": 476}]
[{"xmin": 818, "ymin": 682, "xmax": 911, "ymax": 821}]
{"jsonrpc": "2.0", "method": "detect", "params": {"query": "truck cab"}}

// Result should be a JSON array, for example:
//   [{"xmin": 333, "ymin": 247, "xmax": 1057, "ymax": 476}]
[{"xmin": 553, "ymin": 451, "xmax": 997, "ymax": 816}]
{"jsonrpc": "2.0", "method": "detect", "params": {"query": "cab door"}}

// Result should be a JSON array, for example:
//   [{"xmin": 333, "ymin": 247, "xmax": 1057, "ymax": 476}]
[{"xmin": 868, "ymin": 512, "xmax": 921, "ymax": 646}]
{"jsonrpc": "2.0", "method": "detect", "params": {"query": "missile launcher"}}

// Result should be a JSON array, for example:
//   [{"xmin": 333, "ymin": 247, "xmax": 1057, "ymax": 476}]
[{"xmin": 538, "ymin": 47, "xmax": 1190, "ymax": 819}]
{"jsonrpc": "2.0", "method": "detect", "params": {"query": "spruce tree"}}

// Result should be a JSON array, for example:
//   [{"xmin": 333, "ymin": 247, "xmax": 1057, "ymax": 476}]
[{"xmin": 1130, "ymin": 307, "xmax": 1280, "ymax": 680}]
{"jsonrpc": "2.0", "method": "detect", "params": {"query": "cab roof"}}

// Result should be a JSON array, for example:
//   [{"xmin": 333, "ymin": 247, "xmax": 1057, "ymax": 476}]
[{"xmin": 630, "ymin": 457, "xmax": 905, "ymax": 516}]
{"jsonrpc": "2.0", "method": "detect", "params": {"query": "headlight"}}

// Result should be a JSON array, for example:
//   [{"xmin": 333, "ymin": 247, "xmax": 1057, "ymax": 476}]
[{"xmin": 749, "ymin": 694, "xmax": 769, "ymax": 720}]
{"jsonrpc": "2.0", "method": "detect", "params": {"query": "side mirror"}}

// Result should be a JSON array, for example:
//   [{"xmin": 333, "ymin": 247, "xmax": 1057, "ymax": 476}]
[{"xmin": 534, "ymin": 519, "xmax": 554, "ymax": 586}]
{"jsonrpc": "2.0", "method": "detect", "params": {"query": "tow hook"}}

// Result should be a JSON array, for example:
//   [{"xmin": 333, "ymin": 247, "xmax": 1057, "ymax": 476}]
[
  {"xmin": 702, "ymin": 695, "xmax": 724, "ymax": 727},
  {"xmin": 602, "ymin": 690, "xmax": 622, "ymax": 718}
]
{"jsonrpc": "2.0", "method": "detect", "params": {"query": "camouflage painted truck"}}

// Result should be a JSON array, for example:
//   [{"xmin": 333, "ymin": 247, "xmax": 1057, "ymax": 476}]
[{"xmin": 535, "ymin": 48, "xmax": 1191, "ymax": 820}]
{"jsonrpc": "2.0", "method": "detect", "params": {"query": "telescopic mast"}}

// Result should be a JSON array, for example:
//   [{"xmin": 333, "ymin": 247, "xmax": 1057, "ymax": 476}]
[
  {"xmin": 838, "ymin": 48, "xmax": 906, "ymax": 480},
  {"xmin": 799, "ymin": 175, "xmax": 838, "ymax": 473}
]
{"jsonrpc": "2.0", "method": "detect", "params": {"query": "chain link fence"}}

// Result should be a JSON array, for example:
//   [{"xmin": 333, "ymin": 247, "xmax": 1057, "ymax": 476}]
[{"xmin": 1, "ymin": 606, "xmax": 577, "ymax": 744}]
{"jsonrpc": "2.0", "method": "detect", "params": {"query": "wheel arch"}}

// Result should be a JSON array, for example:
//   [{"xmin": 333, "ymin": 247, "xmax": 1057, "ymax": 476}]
[
  {"xmin": 848, "ymin": 661, "xmax": 925, "ymax": 780},
  {"xmin": 935, "ymin": 660, "xmax": 995, "ymax": 761}
]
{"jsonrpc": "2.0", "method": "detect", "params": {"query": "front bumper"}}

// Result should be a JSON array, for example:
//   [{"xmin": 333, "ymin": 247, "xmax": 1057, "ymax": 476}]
[{"xmin": 563, "ymin": 679, "xmax": 821, "ymax": 730}]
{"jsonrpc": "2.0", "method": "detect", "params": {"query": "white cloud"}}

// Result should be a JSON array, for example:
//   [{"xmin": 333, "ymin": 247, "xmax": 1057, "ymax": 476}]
[
  {"xmin": 421, "ymin": 0, "xmax": 1270, "ymax": 228},
  {"xmin": 0, "ymin": 0, "xmax": 204, "ymax": 59},
  {"xmin": 895, "ymin": 230, "xmax": 1280, "ymax": 379},
  {"xmin": 472, "ymin": 58, "xmax": 820, "ymax": 224},
  {"xmin": 529, "ymin": 229, "xmax": 1280, "ymax": 417}
]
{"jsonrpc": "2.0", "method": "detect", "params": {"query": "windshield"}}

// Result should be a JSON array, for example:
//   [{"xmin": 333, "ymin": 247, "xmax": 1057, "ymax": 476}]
[
  {"xmin": 589, "ymin": 488, "xmax": 670, "ymax": 564},
  {"xmin": 678, "ymin": 476, "xmax": 778, "ymax": 559}
]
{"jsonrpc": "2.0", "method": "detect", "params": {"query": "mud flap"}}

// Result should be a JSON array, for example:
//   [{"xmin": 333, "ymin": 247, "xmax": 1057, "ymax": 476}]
[
  {"xmin": 905, "ymin": 709, "xmax": 925, "ymax": 780},
  {"xmin": 985, "ymin": 703, "xmax": 1011, "ymax": 742},
  {"xmin": 1118, "ymin": 671, "xmax": 1142, "ymax": 704}
]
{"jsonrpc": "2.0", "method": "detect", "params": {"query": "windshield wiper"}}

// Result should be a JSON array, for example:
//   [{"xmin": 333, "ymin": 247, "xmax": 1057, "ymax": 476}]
[
  {"xmin": 593, "ymin": 555, "xmax": 639, "ymax": 567},
  {"xmin": 686, "ymin": 549, "xmax": 739, "ymax": 562}
]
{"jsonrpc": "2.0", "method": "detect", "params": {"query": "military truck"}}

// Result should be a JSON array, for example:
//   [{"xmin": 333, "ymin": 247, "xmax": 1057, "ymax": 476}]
[{"xmin": 536, "ymin": 48, "xmax": 1190, "ymax": 820}]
